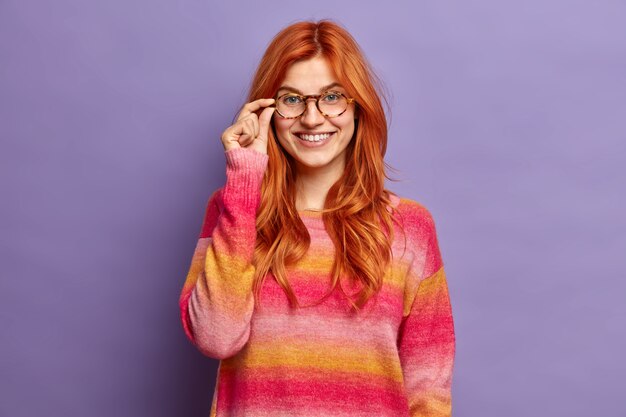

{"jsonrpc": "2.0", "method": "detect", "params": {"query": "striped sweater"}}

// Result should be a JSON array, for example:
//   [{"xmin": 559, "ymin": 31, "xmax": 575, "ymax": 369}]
[{"xmin": 179, "ymin": 147, "xmax": 456, "ymax": 417}]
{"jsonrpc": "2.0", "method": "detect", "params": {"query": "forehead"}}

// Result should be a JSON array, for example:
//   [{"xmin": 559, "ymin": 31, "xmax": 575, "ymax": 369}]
[{"xmin": 279, "ymin": 56, "xmax": 343, "ymax": 92}]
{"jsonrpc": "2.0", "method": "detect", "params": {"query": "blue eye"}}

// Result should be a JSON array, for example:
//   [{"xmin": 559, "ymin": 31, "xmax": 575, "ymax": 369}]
[
  {"xmin": 322, "ymin": 93, "xmax": 340, "ymax": 102},
  {"xmin": 282, "ymin": 95, "xmax": 302, "ymax": 105}
]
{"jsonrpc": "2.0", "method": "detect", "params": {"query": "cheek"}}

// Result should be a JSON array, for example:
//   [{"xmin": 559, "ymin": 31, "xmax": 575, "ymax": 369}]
[
  {"xmin": 336, "ymin": 117, "xmax": 355, "ymax": 135},
  {"xmin": 274, "ymin": 118, "xmax": 294, "ymax": 139}
]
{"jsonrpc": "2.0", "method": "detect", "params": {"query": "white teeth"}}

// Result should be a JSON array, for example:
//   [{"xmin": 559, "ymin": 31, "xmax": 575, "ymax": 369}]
[{"xmin": 297, "ymin": 132, "xmax": 333, "ymax": 142}]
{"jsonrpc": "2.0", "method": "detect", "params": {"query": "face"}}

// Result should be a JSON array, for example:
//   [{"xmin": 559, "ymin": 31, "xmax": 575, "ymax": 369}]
[{"xmin": 272, "ymin": 56, "xmax": 357, "ymax": 178}]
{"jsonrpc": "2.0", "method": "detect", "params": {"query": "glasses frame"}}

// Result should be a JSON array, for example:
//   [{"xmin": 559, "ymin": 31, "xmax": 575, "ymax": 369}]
[{"xmin": 273, "ymin": 91, "xmax": 357, "ymax": 119}]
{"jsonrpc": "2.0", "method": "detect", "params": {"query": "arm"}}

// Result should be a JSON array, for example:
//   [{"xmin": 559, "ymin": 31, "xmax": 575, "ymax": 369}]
[
  {"xmin": 397, "ymin": 210, "xmax": 456, "ymax": 417},
  {"xmin": 178, "ymin": 147, "xmax": 268, "ymax": 359}
]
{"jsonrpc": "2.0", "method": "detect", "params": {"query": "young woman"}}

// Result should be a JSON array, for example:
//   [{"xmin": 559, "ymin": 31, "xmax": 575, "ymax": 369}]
[{"xmin": 179, "ymin": 19, "xmax": 456, "ymax": 417}]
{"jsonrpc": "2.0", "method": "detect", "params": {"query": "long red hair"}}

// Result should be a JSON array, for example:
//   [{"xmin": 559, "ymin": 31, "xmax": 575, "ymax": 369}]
[{"xmin": 244, "ymin": 19, "xmax": 405, "ymax": 311}]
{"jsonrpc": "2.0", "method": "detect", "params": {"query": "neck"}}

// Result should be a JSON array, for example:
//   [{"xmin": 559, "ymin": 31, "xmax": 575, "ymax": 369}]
[{"xmin": 295, "ymin": 161, "xmax": 345, "ymax": 211}]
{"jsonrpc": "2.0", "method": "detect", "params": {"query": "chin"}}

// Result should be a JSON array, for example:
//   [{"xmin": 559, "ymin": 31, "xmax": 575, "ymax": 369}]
[{"xmin": 296, "ymin": 158, "xmax": 329, "ymax": 168}]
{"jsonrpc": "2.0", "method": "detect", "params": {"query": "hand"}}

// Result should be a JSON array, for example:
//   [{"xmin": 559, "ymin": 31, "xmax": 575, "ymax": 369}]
[{"xmin": 220, "ymin": 98, "xmax": 276, "ymax": 154}]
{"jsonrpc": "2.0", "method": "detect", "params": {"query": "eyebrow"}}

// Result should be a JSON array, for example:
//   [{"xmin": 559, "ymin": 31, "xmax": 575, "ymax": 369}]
[{"xmin": 277, "ymin": 82, "xmax": 344, "ymax": 95}]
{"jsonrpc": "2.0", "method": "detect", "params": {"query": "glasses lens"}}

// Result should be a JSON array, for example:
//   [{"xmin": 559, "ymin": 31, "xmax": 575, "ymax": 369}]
[
  {"xmin": 276, "ymin": 92, "xmax": 348, "ymax": 117},
  {"xmin": 319, "ymin": 92, "xmax": 347, "ymax": 117},
  {"xmin": 277, "ymin": 94, "xmax": 305, "ymax": 118}
]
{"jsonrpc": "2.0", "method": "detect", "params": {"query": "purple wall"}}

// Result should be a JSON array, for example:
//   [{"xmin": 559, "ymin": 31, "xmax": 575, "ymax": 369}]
[{"xmin": 1, "ymin": 1, "xmax": 625, "ymax": 416}]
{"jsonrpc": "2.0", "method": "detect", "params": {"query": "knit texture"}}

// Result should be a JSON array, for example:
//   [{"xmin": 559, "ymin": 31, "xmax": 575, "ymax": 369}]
[{"xmin": 179, "ymin": 147, "xmax": 456, "ymax": 417}]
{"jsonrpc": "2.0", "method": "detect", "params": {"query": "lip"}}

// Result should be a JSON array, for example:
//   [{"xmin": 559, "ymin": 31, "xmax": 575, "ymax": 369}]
[{"xmin": 293, "ymin": 131, "xmax": 336, "ymax": 148}]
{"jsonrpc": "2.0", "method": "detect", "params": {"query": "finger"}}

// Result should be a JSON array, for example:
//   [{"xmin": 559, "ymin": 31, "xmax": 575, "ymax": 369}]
[
  {"xmin": 222, "ymin": 123, "xmax": 242, "ymax": 146},
  {"xmin": 244, "ymin": 118, "xmax": 257, "ymax": 140},
  {"xmin": 236, "ymin": 98, "xmax": 275, "ymax": 122},
  {"xmin": 240, "ymin": 115, "xmax": 258, "ymax": 140},
  {"xmin": 239, "ymin": 122, "xmax": 254, "ymax": 145},
  {"xmin": 257, "ymin": 106, "xmax": 276, "ymax": 141},
  {"xmin": 249, "ymin": 115, "xmax": 260, "ymax": 138}
]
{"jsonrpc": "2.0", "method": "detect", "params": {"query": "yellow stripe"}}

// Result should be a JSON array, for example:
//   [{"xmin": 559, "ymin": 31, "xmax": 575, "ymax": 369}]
[{"xmin": 223, "ymin": 339, "xmax": 405, "ymax": 383}]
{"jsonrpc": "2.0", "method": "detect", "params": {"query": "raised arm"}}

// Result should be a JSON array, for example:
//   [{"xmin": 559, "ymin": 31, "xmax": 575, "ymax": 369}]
[
  {"xmin": 178, "ymin": 147, "xmax": 268, "ymax": 359},
  {"xmin": 397, "ymin": 209, "xmax": 456, "ymax": 416}
]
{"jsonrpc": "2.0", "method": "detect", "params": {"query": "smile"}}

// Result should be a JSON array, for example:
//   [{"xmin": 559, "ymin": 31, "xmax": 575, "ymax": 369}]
[{"xmin": 295, "ymin": 132, "xmax": 335, "ymax": 142}]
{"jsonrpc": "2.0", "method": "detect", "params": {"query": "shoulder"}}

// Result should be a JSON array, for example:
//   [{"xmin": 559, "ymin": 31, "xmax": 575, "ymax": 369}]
[
  {"xmin": 388, "ymin": 192, "xmax": 445, "ymax": 284},
  {"xmin": 386, "ymin": 191, "xmax": 438, "ymax": 238}
]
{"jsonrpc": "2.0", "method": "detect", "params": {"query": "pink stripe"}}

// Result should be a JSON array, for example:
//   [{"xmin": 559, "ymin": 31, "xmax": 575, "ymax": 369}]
[{"xmin": 217, "ymin": 370, "xmax": 410, "ymax": 416}]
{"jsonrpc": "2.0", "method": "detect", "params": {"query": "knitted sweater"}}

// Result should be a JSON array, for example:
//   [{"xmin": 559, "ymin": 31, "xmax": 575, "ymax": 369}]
[{"xmin": 179, "ymin": 147, "xmax": 456, "ymax": 417}]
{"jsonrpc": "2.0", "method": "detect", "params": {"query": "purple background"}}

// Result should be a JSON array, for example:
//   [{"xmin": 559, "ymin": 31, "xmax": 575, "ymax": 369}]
[{"xmin": 1, "ymin": 1, "xmax": 625, "ymax": 416}]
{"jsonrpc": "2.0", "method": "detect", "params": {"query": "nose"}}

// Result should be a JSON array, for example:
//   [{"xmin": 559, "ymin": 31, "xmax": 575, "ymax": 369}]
[{"xmin": 299, "ymin": 98, "xmax": 325, "ymax": 126}]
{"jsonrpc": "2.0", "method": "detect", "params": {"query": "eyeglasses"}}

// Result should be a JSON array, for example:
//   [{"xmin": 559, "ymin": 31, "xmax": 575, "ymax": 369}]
[{"xmin": 273, "ymin": 91, "xmax": 356, "ymax": 119}]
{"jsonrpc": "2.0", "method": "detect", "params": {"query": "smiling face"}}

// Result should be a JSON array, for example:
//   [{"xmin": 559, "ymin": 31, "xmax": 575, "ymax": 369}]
[{"xmin": 272, "ymin": 55, "xmax": 357, "ymax": 178}]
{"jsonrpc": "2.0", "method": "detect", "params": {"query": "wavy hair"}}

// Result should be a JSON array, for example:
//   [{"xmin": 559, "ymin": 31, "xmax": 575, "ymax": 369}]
[{"xmin": 243, "ymin": 19, "xmax": 405, "ymax": 311}]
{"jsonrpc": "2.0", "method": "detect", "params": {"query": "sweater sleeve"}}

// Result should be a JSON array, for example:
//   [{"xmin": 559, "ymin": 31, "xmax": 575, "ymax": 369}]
[
  {"xmin": 178, "ymin": 147, "xmax": 268, "ymax": 359},
  {"xmin": 397, "ymin": 209, "xmax": 456, "ymax": 417}
]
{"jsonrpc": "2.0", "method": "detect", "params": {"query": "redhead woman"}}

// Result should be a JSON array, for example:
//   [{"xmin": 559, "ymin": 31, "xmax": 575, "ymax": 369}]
[{"xmin": 179, "ymin": 19, "xmax": 456, "ymax": 417}]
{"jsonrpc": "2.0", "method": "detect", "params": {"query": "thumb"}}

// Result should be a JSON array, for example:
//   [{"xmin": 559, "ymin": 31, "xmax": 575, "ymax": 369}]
[{"xmin": 257, "ymin": 106, "xmax": 276, "ymax": 143}]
